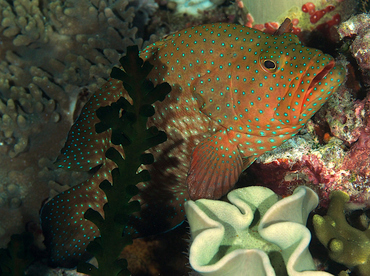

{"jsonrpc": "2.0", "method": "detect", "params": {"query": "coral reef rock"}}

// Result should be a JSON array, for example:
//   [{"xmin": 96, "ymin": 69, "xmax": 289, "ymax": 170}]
[{"xmin": 338, "ymin": 13, "xmax": 370, "ymax": 87}]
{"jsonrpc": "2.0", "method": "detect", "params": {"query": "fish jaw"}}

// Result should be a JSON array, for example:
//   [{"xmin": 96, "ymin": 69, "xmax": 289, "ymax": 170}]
[
  {"xmin": 298, "ymin": 60, "xmax": 345, "ymax": 120},
  {"xmin": 274, "ymin": 51, "xmax": 345, "ymax": 128}
]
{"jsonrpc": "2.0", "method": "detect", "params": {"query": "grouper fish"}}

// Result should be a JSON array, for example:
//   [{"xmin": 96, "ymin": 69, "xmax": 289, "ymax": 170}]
[{"xmin": 40, "ymin": 23, "xmax": 345, "ymax": 267}]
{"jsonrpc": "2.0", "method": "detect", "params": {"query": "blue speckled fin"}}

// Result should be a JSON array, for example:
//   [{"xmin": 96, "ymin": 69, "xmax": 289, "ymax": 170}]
[
  {"xmin": 40, "ymin": 161, "xmax": 113, "ymax": 267},
  {"xmin": 55, "ymin": 80, "xmax": 125, "ymax": 171},
  {"xmin": 242, "ymin": 156, "xmax": 257, "ymax": 171},
  {"xmin": 186, "ymin": 129, "xmax": 243, "ymax": 200},
  {"xmin": 41, "ymin": 157, "xmax": 188, "ymax": 268}
]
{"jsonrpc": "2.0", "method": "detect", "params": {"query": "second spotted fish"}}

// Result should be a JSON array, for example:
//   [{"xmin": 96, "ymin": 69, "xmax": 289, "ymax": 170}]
[{"xmin": 41, "ymin": 23, "xmax": 345, "ymax": 266}]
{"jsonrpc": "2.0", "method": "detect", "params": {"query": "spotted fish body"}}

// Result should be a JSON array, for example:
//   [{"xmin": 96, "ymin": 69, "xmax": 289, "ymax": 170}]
[{"xmin": 41, "ymin": 23, "xmax": 345, "ymax": 267}]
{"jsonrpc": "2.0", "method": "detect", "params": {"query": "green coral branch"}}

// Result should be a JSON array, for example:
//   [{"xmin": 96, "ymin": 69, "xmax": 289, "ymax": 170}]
[
  {"xmin": 77, "ymin": 45, "xmax": 171, "ymax": 276},
  {"xmin": 313, "ymin": 190, "xmax": 370, "ymax": 276},
  {"xmin": 0, "ymin": 232, "xmax": 35, "ymax": 276}
]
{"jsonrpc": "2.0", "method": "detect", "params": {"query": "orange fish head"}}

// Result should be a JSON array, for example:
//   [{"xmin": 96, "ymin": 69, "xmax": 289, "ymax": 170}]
[
  {"xmin": 270, "ymin": 43, "xmax": 346, "ymax": 130},
  {"xmin": 232, "ymin": 32, "xmax": 346, "ymax": 134},
  {"xmin": 194, "ymin": 29, "xmax": 345, "ymax": 144}
]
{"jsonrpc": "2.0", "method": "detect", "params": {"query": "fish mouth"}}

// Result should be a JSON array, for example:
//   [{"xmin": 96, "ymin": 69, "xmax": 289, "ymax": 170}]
[{"xmin": 300, "ymin": 60, "xmax": 335, "ymax": 112}]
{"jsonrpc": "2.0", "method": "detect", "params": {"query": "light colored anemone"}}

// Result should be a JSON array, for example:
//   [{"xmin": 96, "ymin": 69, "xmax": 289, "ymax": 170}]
[{"xmin": 185, "ymin": 186, "xmax": 333, "ymax": 276}]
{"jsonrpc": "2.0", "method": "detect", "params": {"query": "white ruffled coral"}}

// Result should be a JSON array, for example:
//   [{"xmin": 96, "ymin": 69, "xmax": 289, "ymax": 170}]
[{"xmin": 185, "ymin": 186, "xmax": 333, "ymax": 276}]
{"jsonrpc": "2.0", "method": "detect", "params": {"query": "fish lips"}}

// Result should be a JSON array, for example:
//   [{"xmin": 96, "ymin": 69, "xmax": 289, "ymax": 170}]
[
  {"xmin": 274, "ymin": 56, "xmax": 344, "ymax": 126},
  {"xmin": 296, "ymin": 58, "xmax": 344, "ymax": 118}
]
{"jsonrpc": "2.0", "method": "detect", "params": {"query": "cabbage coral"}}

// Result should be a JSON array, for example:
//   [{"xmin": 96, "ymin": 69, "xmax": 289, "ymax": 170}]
[{"xmin": 186, "ymin": 186, "xmax": 333, "ymax": 276}]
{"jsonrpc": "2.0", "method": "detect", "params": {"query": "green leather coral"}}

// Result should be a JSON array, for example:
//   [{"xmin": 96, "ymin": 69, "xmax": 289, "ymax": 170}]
[
  {"xmin": 313, "ymin": 190, "xmax": 370, "ymax": 276},
  {"xmin": 185, "ymin": 186, "xmax": 332, "ymax": 276}
]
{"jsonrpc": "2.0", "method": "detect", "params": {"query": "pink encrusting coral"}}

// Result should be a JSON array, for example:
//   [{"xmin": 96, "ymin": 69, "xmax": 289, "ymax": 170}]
[
  {"xmin": 342, "ymin": 125, "xmax": 370, "ymax": 180},
  {"xmin": 249, "ymin": 91, "xmax": 370, "ymax": 207},
  {"xmin": 248, "ymin": 132, "xmax": 370, "ymax": 207},
  {"xmin": 247, "ymin": 135, "xmax": 351, "ymax": 208}
]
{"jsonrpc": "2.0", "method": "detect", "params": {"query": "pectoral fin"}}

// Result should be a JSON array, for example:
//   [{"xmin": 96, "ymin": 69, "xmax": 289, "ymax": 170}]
[
  {"xmin": 186, "ymin": 129, "xmax": 243, "ymax": 200},
  {"xmin": 242, "ymin": 156, "xmax": 257, "ymax": 171}
]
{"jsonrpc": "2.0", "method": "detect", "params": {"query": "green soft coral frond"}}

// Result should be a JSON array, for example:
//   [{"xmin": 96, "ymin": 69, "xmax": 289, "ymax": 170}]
[{"xmin": 77, "ymin": 45, "xmax": 171, "ymax": 276}]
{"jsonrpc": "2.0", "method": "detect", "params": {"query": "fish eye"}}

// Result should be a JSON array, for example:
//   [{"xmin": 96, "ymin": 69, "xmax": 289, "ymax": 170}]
[{"xmin": 262, "ymin": 60, "xmax": 277, "ymax": 72}]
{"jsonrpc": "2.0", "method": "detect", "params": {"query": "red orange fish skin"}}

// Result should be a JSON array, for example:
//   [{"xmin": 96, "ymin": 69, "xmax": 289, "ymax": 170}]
[{"xmin": 41, "ymin": 23, "xmax": 345, "ymax": 267}]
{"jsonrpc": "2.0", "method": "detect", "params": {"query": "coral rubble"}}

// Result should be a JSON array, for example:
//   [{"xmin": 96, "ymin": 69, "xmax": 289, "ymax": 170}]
[{"xmin": 338, "ymin": 13, "xmax": 370, "ymax": 87}]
